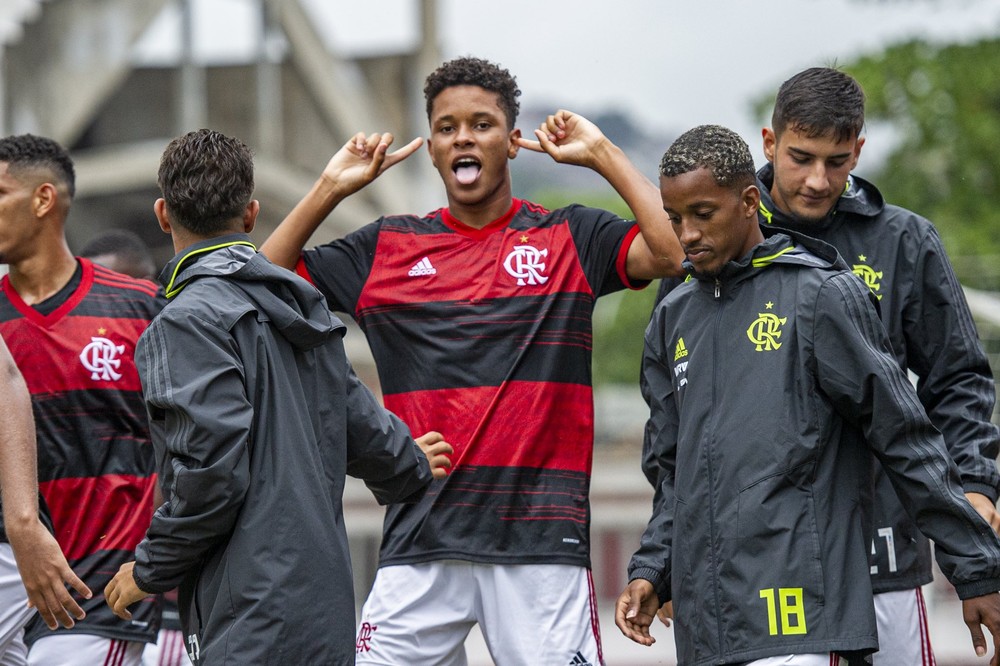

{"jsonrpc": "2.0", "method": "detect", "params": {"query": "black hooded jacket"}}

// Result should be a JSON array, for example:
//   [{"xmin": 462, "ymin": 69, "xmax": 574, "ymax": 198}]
[
  {"xmin": 758, "ymin": 165, "xmax": 1000, "ymax": 592},
  {"xmin": 132, "ymin": 236, "xmax": 433, "ymax": 665},
  {"xmin": 630, "ymin": 230, "xmax": 1000, "ymax": 665}
]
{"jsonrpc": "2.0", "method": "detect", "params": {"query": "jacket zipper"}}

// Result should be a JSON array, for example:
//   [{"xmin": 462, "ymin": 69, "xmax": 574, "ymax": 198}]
[{"xmin": 709, "ymin": 278, "xmax": 725, "ymax": 656}]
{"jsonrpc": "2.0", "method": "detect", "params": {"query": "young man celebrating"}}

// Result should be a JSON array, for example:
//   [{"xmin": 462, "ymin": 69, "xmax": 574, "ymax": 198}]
[
  {"xmin": 758, "ymin": 67, "xmax": 1000, "ymax": 663},
  {"xmin": 616, "ymin": 124, "xmax": 1000, "ymax": 666},
  {"xmin": 104, "ymin": 129, "xmax": 452, "ymax": 666},
  {"xmin": 261, "ymin": 56, "xmax": 684, "ymax": 665},
  {"xmin": 0, "ymin": 134, "xmax": 163, "ymax": 665}
]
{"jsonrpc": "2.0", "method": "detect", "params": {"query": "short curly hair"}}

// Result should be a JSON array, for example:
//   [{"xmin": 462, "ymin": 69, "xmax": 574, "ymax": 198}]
[
  {"xmin": 659, "ymin": 125, "xmax": 756, "ymax": 192},
  {"xmin": 424, "ymin": 56, "xmax": 521, "ymax": 129},
  {"xmin": 157, "ymin": 129, "xmax": 254, "ymax": 236},
  {"xmin": 0, "ymin": 134, "xmax": 76, "ymax": 198}
]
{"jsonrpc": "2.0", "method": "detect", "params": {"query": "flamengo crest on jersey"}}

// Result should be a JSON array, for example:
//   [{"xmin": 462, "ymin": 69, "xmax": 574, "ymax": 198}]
[
  {"xmin": 80, "ymin": 334, "xmax": 126, "ymax": 380},
  {"xmin": 503, "ymin": 243, "xmax": 550, "ymax": 285}
]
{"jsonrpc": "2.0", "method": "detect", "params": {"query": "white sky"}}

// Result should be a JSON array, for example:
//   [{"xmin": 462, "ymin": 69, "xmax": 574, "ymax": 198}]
[{"xmin": 133, "ymin": 0, "xmax": 1000, "ymax": 164}]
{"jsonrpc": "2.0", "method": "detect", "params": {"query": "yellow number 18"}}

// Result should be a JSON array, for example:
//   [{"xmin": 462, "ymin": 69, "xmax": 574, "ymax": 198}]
[{"xmin": 759, "ymin": 587, "xmax": 808, "ymax": 636}]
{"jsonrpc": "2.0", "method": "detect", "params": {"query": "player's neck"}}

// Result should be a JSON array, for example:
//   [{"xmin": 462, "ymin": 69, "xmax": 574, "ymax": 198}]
[
  {"xmin": 7, "ymin": 242, "xmax": 77, "ymax": 305},
  {"xmin": 445, "ymin": 191, "xmax": 514, "ymax": 230}
]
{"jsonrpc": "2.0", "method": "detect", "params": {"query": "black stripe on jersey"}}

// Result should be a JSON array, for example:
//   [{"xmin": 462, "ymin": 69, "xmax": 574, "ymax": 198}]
[
  {"xmin": 379, "ymin": 465, "xmax": 591, "ymax": 567},
  {"xmin": 31, "ymin": 389, "xmax": 154, "ymax": 482},
  {"xmin": 358, "ymin": 293, "xmax": 595, "ymax": 393}
]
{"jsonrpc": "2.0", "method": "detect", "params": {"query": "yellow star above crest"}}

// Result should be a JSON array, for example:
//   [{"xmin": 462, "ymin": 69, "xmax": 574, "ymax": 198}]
[
  {"xmin": 858, "ymin": 254, "xmax": 867, "ymax": 262},
  {"xmin": 98, "ymin": 327, "xmax": 107, "ymax": 335},
  {"xmin": 765, "ymin": 301, "xmax": 774, "ymax": 309},
  {"xmin": 519, "ymin": 235, "xmax": 529, "ymax": 243}
]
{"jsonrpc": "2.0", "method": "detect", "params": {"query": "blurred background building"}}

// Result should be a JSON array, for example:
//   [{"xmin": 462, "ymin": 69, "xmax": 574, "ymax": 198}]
[{"xmin": 3, "ymin": 1, "xmax": 1000, "ymax": 663}]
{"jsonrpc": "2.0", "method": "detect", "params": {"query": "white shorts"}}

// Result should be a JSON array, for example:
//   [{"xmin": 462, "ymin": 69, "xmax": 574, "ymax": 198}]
[
  {"xmin": 27, "ymin": 634, "xmax": 143, "ymax": 666},
  {"xmin": 355, "ymin": 561, "xmax": 604, "ymax": 666},
  {"xmin": 872, "ymin": 587, "xmax": 935, "ymax": 665},
  {"xmin": 0, "ymin": 544, "xmax": 32, "ymax": 666},
  {"xmin": 748, "ymin": 656, "xmax": 840, "ymax": 666},
  {"xmin": 141, "ymin": 629, "xmax": 191, "ymax": 666}
]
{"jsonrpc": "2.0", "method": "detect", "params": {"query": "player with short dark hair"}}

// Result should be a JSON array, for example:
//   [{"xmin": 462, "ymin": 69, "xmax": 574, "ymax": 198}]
[
  {"xmin": 758, "ymin": 66, "xmax": 1000, "ymax": 664},
  {"xmin": 79, "ymin": 230, "xmax": 157, "ymax": 282},
  {"xmin": 0, "ymin": 133, "xmax": 163, "ymax": 665},
  {"xmin": 617, "ymin": 123, "xmax": 1000, "ymax": 666},
  {"xmin": 260, "ymin": 55, "xmax": 684, "ymax": 665},
  {"xmin": 104, "ymin": 128, "xmax": 452, "ymax": 665}
]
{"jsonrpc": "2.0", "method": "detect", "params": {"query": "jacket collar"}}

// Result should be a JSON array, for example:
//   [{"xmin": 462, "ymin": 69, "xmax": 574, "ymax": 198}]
[
  {"xmin": 159, "ymin": 233, "xmax": 257, "ymax": 299},
  {"xmin": 756, "ymin": 163, "xmax": 886, "ymax": 230}
]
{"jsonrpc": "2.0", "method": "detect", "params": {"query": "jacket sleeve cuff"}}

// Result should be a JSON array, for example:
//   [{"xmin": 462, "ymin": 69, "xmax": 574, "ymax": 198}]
[
  {"xmin": 963, "ymin": 482, "xmax": 999, "ymax": 505},
  {"xmin": 629, "ymin": 566, "xmax": 670, "ymax": 604},
  {"xmin": 953, "ymin": 578, "xmax": 1000, "ymax": 601},
  {"xmin": 131, "ymin": 565, "xmax": 160, "ymax": 595}
]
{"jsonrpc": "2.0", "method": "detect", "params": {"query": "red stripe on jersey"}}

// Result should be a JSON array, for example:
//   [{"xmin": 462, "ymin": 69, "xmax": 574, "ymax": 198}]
[
  {"xmin": 359, "ymin": 215, "xmax": 593, "ymax": 312},
  {"xmin": 616, "ymin": 224, "xmax": 645, "ymax": 290},
  {"xmin": 384, "ymin": 381, "xmax": 594, "ymax": 473},
  {"xmin": 39, "ymin": 474, "xmax": 156, "ymax": 561},
  {"xmin": 0, "ymin": 315, "xmax": 147, "ymax": 393},
  {"xmin": 295, "ymin": 256, "xmax": 315, "ymax": 285},
  {"xmin": 89, "ymin": 260, "xmax": 160, "ymax": 297}
]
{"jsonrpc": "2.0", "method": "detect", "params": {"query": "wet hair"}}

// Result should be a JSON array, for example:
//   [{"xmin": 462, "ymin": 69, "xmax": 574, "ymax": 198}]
[
  {"xmin": 771, "ymin": 67, "xmax": 865, "ymax": 143},
  {"xmin": 80, "ymin": 229, "xmax": 157, "ymax": 279},
  {"xmin": 423, "ymin": 56, "xmax": 521, "ymax": 129},
  {"xmin": 0, "ymin": 134, "xmax": 76, "ymax": 198},
  {"xmin": 157, "ymin": 129, "xmax": 254, "ymax": 235},
  {"xmin": 659, "ymin": 125, "xmax": 756, "ymax": 192}
]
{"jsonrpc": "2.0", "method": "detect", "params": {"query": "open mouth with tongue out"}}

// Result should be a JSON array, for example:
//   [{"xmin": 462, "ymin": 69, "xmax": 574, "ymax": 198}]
[{"xmin": 453, "ymin": 158, "xmax": 482, "ymax": 185}]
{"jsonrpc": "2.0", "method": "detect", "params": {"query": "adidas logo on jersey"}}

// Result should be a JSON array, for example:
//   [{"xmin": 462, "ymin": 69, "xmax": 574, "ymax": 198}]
[
  {"xmin": 569, "ymin": 651, "xmax": 593, "ymax": 666},
  {"xmin": 408, "ymin": 257, "xmax": 437, "ymax": 276}
]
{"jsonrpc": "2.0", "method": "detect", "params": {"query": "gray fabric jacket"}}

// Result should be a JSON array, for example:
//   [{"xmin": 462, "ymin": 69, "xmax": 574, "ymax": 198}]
[
  {"xmin": 757, "ymin": 165, "xmax": 1000, "ymax": 593},
  {"xmin": 630, "ymin": 231, "xmax": 1000, "ymax": 665},
  {"xmin": 132, "ymin": 235, "xmax": 433, "ymax": 665}
]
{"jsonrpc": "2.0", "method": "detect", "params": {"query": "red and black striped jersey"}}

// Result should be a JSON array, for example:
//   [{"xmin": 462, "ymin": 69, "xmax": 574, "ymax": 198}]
[
  {"xmin": 0, "ymin": 258, "xmax": 164, "ymax": 643},
  {"xmin": 298, "ymin": 199, "xmax": 645, "ymax": 567}
]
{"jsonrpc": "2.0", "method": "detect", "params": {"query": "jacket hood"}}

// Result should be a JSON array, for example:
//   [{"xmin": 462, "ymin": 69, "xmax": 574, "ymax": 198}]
[
  {"xmin": 756, "ymin": 163, "xmax": 886, "ymax": 229},
  {"xmin": 683, "ymin": 229, "xmax": 847, "ymax": 286},
  {"xmin": 159, "ymin": 233, "xmax": 341, "ymax": 350}
]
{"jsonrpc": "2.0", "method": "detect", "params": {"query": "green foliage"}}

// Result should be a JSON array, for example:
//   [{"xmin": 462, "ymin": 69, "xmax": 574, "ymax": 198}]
[{"xmin": 844, "ymin": 37, "xmax": 1000, "ymax": 287}]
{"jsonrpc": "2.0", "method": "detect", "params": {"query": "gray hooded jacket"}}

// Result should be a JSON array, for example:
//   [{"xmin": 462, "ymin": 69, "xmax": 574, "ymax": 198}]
[
  {"xmin": 630, "ymin": 231, "xmax": 1000, "ymax": 665},
  {"xmin": 132, "ymin": 235, "xmax": 432, "ymax": 665}
]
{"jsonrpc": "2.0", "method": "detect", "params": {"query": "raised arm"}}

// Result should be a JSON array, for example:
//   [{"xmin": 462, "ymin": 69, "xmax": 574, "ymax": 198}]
[
  {"xmin": 0, "ymin": 337, "xmax": 91, "ymax": 629},
  {"xmin": 516, "ymin": 110, "xmax": 684, "ymax": 280},
  {"xmin": 260, "ymin": 132, "xmax": 423, "ymax": 269}
]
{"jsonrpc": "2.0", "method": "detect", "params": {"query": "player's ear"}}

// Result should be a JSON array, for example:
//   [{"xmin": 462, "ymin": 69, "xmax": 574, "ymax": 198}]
[
  {"xmin": 762, "ymin": 128, "xmax": 777, "ymax": 163},
  {"xmin": 508, "ymin": 128, "xmax": 521, "ymax": 159},
  {"xmin": 153, "ymin": 199, "xmax": 172, "ymax": 234},
  {"xmin": 741, "ymin": 184, "xmax": 761, "ymax": 219},
  {"xmin": 243, "ymin": 200, "xmax": 259, "ymax": 233}
]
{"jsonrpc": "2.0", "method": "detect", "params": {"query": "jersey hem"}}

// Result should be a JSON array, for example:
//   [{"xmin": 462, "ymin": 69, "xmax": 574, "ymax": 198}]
[{"xmin": 378, "ymin": 551, "xmax": 592, "ymax": 569}]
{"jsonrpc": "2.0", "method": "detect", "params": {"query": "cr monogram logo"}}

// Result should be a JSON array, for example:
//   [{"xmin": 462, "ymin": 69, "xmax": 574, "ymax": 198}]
[
  {"xmin": 356, "ymin": 622, "xmax": 378, "ymax": 653},
  {"xmin": 503, "ymin": 245, "xmax": 549, "ymax": 286},
  {"xmin": 746, "ymin": 313, "xmax": 788, "ymax": 352},
  {"xmin": 80, "ymin": 336, "xmax": 125, "ymax": 381}
]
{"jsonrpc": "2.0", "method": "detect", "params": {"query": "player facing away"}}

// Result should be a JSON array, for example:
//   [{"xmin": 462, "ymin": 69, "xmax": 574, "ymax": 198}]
[
  {"xmin": 616, "ymin": 124, "xmax": 1000, "ymax": 666},
  {"xmin": 260, "ymin": 56, "xmax": 685, "ymax": 665},
  {"xmin": 0, "ymin": 134, "xmax": 163, "ymax": 665},
  {"xmin": 103, "ymin": 129, "xmax": 452, "ymax": 666},
  {"xmin": 756, "ymin": 66, "xmax": 1000, "ymax": 664}
]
